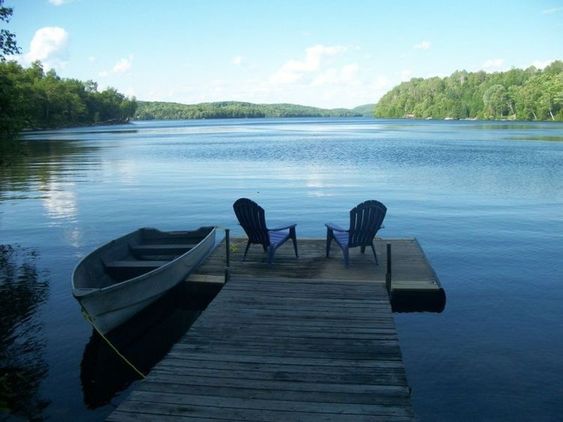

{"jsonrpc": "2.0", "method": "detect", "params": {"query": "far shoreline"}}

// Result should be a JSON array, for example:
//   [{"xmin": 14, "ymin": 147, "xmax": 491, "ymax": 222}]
[{"xmin": 19, "ymin": 115, "xmax": 563, "ymax": 133}]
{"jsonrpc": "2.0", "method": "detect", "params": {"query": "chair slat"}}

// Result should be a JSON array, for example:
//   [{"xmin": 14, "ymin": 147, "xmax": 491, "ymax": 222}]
[{"xmin": 327, "ymin": 200, "xmax": 387, "ymax": 267}]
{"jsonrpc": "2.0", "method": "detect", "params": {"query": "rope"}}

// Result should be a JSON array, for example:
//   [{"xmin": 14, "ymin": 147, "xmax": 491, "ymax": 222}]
[{"xmin": 81, "ymin": 307, "xmax": 146, "ymax": 380}]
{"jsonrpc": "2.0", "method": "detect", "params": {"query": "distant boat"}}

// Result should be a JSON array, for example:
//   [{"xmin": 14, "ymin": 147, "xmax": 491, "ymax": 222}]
[{"xmin": 72, "ymin": 226, "xmax": 217, "ymax": 334}]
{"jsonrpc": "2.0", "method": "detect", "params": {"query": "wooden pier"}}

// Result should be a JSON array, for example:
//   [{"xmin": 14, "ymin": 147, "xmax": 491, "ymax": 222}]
[{"xmin": 109, "ymin": 238, "xmax": 442, "ymax": 421}]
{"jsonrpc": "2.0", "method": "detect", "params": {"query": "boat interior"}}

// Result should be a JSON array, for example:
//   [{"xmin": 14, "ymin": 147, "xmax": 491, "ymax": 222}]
[{"xmin": 74, "ymin": 227, "xmax": 214, "ymax": 288}]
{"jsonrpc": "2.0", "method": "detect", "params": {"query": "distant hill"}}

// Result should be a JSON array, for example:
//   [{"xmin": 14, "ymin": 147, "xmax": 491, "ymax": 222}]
[
  {"xmin": 374, "ymin": 61, "xmax": 563, "ymax": 121},
  {"xmin": 351, "ymin": 104, "xmax": 376, "ymax": 117},
  {"xmin": 134, "ymin": 101, "xmax": 364, "ymax": 120}
]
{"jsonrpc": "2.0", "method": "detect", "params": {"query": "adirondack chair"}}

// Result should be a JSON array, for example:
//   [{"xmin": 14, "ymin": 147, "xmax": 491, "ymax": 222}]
[
  {"xmin": 326, "ymin": 200, "xmax": 387, "ymax": 267},
  {"xmin": 233, "ymin": 198, "xmax": 298, "ymax": 264}
]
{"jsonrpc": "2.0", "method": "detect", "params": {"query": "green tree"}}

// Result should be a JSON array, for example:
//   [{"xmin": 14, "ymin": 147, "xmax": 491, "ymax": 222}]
[
  {"xmin": 483, "ymin": 84, "xmax": 509, "ymax": 118},
  {"xmin": 374, "ymin": 61, "xmax": 563, "ymax": 121},
  {"xmin": 0, "ymin": 60, "xmax": 137, "ymax": 135},
  {"xmin": 0, "ymin": 0, "xmax": 20, "ymax": 60}
]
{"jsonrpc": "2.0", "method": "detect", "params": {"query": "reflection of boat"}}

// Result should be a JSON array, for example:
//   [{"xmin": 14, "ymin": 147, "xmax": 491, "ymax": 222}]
[
  {"xmin": 80, "ymin": 280, "xmax": 222, "ymax": 408},
  {"xmin": 72, "ymin": 226, "xmax": 216, "ymax": 334}
]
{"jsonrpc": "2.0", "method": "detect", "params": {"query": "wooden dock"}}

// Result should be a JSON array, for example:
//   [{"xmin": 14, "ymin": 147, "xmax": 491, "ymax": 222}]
[{"xmin": 109, "ymin": 238, "xmax": 442, "ymax": 421}]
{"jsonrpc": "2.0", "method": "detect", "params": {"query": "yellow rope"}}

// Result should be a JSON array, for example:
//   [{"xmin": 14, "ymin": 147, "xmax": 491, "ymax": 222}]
[{"xmin": 81, "ymin": 307, "xmax": 146, "ymax": 380}]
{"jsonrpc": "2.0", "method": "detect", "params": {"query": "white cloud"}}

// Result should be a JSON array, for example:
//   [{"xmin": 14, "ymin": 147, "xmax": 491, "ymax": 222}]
[
  {"xmin": 270, "ymin": 44, "xmax": 346, "ymax": 84},
  {"xmin": 232, "ymin": 55, "xmax": 243, "ymax": 65},
  {"xmin": 541, "ymin": 7, "xmax": 563, "ymax": 14},
  {"xmin": 112, "ymin": 55, "xmax": 133, "ymax": 73},
  {"xmin": 400, "ymin": 69, "xmax": 413, "ymax": 81},
  {"xmin": 49, "ymin": 0, "xmax": 73, "ymax": 5},
  {"xmin": 414, "ymin": 40, "xmax": 431, "ymax": 50},
  {"xmin": 530, "ymin": 59, "xmax": 555, "ymax": 69},
  {"xmin": 98, "ymin": 55, "xmax": 133, "ymax": 77},
  {"xmin": 482, "ymin": 58, "xmax": 505, "ymax": 71},
  {"xmin": 341, "ymin": 63, "xmax": 359, "ymax": 82},
  {"xmin": 24, "ymin": 26, "xmax": 69, "ymax": 69},
  {"xmin": 88, "ymin": 56, "xmax": 96, "ymax": 62},
  {"xmin": 311, "ymin": 63, "xmax": 359, "ymax": 87},
  {"xmin": 372, "ymin": 75, "xmax": 390, "ymax": 90}
]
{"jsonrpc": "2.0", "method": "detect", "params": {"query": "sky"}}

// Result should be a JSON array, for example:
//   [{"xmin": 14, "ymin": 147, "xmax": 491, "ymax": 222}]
[{"xmin": 6, "ymin": 0, "xmax": 563, "ymax": 108}]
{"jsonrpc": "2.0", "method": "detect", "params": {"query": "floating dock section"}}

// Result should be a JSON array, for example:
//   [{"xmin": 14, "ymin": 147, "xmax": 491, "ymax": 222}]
[{"xmin": 108, "ymin": 238, "xmax": 444, "ymax": 421}]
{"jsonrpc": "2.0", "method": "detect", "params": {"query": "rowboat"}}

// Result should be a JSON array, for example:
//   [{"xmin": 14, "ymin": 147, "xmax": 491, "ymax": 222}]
[{"xmin": 72, "ymin": 226, "xmax": 217, "ymax": 334}]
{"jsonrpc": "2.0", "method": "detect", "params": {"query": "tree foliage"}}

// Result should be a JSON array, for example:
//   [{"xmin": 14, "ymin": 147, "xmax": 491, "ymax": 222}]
[
  {"xmin": 0, "ymin": 0, "xmax": 20, "ymax": 60},
  {"xmin": 374, "ymin": 62, "xmax": 563, "ymax": 121},
  {"xmin": 0, "ymin": 61, "xmax": 137, "ymax": 137},
  {"xmin": 135, "ymin": 101, "xmax": 361, "ymax": 120}
]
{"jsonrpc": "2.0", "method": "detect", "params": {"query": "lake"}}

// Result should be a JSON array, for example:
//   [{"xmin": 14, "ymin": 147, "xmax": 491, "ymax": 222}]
[{"xmin": 1, "ymin": 118, "xmax": 562, "ymax": 421}]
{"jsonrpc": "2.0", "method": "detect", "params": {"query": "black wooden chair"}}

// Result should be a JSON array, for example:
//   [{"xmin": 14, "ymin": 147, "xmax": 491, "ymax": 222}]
[
  {"xmin": 233, "ymin": 198, "xmax": 298, "ymax": 264},
  {"xmin": 326, "ymin": 200, "xmax": 387, "ymax": 267}
]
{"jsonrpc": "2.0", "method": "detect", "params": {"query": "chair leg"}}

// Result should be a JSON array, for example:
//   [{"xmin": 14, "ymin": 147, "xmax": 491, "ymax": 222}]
[
  {"xmin": 343, "ymin": 248, "xmax": 350, "ymax": 267},
  {"xmin": 290, "ymin": 227, "xmax": 298, "ymax": 258},
  {"xmin": 243, "ymin": 240, "xmax": 251, "ymax": 261},
  {"xmin": 267, "ymin": 246, "xmax": 275, "ymax": 264},
  {"xmin": 371, "ymin": 243, "xmax": 378, "ymax": 265},
  {"xmin": 326, "ymin": 229, "xmax": 332, "ymax": 257},
  {"xmin": 361, "ymin": 246, "xmax": 366, "ymax": 254}
]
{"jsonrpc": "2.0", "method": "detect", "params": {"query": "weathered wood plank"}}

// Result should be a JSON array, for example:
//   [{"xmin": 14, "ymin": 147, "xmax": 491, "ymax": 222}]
[
  {"xmin": 136, "ymin": 380, "xmax": 409, "ymax": 404},
  {"xmin": 121, "ymin": 391, "xmax": 414, "ymax": 417},
  {"xmin": 149, "ymin": 367, "xmax": 408, "ymax": 387},
  {"xmin": 109, "ymin": 405, "xmax": 414, "ymax": 422},
  {"xmin": 162, "ymin": 351, "xmax": 405, "ymax": 368}
]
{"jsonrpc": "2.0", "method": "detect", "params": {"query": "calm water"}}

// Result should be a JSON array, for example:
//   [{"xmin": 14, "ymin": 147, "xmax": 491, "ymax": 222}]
[{"xmin": 1, "ymin": 118, "xmax": 562, "ymax": 421}]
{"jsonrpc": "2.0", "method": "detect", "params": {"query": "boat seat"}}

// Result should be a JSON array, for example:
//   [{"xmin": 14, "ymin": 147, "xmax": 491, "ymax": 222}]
[
  {"xmin": 105, "ymin": 260, "xmax": 170, "ymax": 269},
  {"xmin": 104, "ymin": 260, "xmax": 170, "ymax": 281},
  {"xmin": 129, "ymin": 244, "xmax": 196, "ymax": 255}
]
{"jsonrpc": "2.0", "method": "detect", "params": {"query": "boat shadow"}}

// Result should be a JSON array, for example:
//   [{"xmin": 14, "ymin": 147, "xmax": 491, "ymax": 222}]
[{"xmin": 79, "ymin": 280, "xmax": 222, "ymax": 408}]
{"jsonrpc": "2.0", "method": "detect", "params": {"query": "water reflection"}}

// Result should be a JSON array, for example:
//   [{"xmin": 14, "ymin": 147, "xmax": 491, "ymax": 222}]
[
  {"xmin": 0, "ymin": 139, "xmax": 100, "ymax": 201},
  {"xmin": 0, "ymin": 244, "xmax": 49, "ymax": 419},
  {"xmin": 80, "ymin": 281, "xmax": 221, "ymax": 408},
  {"xmin": 41, "ymin": 181, "xmax": 78, "ymax": 222}
]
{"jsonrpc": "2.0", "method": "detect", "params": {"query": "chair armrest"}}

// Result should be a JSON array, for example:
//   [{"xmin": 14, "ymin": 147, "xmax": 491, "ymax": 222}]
[
  {"xmin": 325, "ymin": 223, "xmax": 348, "ymax": 232},
  {"xmin": 269, "ymin": 224, "xmax": 297, "ymax": 232}
]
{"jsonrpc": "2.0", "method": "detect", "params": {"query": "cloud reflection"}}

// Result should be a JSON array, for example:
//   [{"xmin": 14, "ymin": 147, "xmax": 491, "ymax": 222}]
[{"xmin": 41, "ymin": 181, "xmax": 78, "ymax": 221}]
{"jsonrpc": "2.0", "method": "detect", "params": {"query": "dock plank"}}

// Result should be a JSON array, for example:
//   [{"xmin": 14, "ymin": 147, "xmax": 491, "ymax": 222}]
[{"xmin": 109, "ymin": 275, "xmax": 414, "ymax": 421}]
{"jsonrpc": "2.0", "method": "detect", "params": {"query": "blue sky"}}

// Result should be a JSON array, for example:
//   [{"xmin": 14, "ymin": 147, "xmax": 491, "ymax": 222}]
[{"xmin": 7, "ymin": 0, "xmax": 563, "ymax": 108}]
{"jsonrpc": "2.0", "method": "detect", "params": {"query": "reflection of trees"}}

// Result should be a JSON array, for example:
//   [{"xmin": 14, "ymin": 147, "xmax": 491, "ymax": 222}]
[
  {"xmin": 0, "ymin": 139, "xmax": 100, "ymax": 201},
  {"xmin": 0, "ymin": 244, "xmax": 49, "ymax": 419}
]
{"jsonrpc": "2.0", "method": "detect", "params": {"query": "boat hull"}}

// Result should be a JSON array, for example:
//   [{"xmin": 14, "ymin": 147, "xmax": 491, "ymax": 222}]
[{"xmin": 72, "ymin": 227, "xmax": 217, "ymax": 334}]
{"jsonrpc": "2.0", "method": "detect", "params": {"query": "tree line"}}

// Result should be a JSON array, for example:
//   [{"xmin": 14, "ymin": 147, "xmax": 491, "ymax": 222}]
[
  {"xmin": 374, "ymin": 61, "xmax": 563, "ymax": 121},
  {"xmin": 135, "ymin": 101, "xmax": 362, "ymax": 120},
  {"xmin": 0, "ymin": 61, "xmax": 137, "ymax": 137}
]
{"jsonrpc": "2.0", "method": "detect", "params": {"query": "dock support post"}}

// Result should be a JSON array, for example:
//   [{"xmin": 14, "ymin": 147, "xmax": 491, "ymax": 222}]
[
  {"xmin": 225, "ymin": 228, "xmax": 230, "ymax": 283},
  {"xmin": 385, "ymin": 243, "xmax": 392, "ymax": 294}
]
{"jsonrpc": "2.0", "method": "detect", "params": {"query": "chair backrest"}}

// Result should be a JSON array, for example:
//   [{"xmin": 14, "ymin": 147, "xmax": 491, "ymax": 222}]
[
  {"xmin": 233, "ymin": 198, "xmax": 270, "ymax": 246},
  {"xmin": 348, "ymin": 200, "xmax": 387, "ymax": 248}
]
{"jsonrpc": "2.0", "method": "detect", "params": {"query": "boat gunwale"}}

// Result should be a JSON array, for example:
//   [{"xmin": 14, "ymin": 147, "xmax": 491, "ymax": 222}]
[{"xmin": 72, "ymin": 226, "xmax": 217, "ymax": 297}]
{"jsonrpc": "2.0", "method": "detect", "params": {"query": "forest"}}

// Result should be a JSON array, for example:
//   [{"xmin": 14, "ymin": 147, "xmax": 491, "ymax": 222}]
[
  {"xmin": 135, "ymin": 101, "xmax": 363, "ymax": 120},
  {"xmin": 0, "ymin": 61, "xmax": 137, "ymax": 137},
  {"xmin": 374, "ymin": 61, "xmax": 563, "ymax": 121}
]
